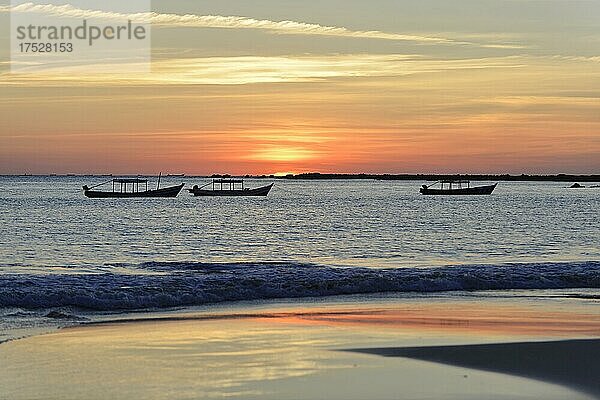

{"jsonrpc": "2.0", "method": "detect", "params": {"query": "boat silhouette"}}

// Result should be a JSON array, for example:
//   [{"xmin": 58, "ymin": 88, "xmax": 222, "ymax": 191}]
[
  {"xmin": 420, "ymin": 180, "xmax": 497, "ymax": 195},
  {"xmin": 83, "ymin": 174, "xmax": 183, "ymax": 198},
  {"xmin": 188, "ymin": 179, "xmax": 273, "ymax": 197}
]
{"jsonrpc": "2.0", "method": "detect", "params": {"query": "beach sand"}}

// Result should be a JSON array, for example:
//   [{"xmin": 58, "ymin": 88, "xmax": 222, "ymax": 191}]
[
  {"xmin": 348, "ymin": 339, "xmax": 600, "ymax": 398},
  {"xmin": 1, "ymin": 294, "xmax": 599, "ymax": 399}
]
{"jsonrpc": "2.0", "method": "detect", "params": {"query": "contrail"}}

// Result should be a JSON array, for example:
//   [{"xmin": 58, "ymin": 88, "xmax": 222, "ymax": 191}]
[{"xmin": 5, "ymin": 2, "xmax": 460, "ymax": 44}]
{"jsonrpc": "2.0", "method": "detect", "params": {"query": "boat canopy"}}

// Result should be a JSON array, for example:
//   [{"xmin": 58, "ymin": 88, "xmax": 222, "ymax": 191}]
[
  {"xmin": 440, "ymin": 180, "xmax": 470, "ymax": 184},
  {"xmin": 213, "ymin": 179, "xmax": 244, "ymax": 184},
  {"xmin": 113, "ymin": 178, "xmax": 148, "ymax": 183},
  {"xmin": 425, "ymin": 180, "xmax": 472, "ymax": 190},
  {"xmin": 96, "ymin": 178, "xmax": 151, "ymax": 193}
]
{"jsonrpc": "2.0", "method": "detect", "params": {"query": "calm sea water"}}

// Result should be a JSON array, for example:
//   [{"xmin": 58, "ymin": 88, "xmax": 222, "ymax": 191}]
[
  {"xmin": 1, "ymin": 176, "xmax": 598, "ymax": 268},
  {"xmin": 0, "ymin": 176, "xmax": 599, "ymax": 328}
]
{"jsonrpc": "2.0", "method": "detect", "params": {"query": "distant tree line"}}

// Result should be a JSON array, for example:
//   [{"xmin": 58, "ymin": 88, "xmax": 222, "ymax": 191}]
[{"xmin": 277, "ymin": 173, "xmax": 600, "ymax": 182}]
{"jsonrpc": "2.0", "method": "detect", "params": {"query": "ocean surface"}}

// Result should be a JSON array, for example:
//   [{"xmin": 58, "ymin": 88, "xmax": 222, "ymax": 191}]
[{"xmin": 0, "ymin": 176, "xmax": 599, "ymax": 337}]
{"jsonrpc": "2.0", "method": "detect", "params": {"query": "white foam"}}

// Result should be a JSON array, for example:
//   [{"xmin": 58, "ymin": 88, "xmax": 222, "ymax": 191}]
[{"xmin": 1, "ymin": 261, "xmax": 599, "ymax": 311}]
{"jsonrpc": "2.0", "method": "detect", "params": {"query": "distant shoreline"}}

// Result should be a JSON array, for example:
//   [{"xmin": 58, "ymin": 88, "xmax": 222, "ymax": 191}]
[
  {"xmin": 2, "ymin": 173, "xmax": 598, "ymax": 182},
  {"xmin": 279, "ymin": 173, "xmax": 600, "ymax": 182}
]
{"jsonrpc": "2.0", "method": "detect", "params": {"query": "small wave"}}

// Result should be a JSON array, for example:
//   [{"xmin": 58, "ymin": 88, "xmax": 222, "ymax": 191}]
[
  {"xmin": 44, "ymin": 310, "xmax": 89, "ymax": 320},
  {"xmin": 1, "ymin": 261, "xmax": 599, "ymax": 311}
]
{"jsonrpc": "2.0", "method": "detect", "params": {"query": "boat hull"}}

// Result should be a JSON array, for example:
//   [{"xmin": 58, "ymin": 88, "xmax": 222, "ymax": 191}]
[
  {"xmin": 420, "ymin": 183, "xmax": 497, "ymax": 195},
  {"xmin": 188, "ymin": 183, "xmax": 273, "ymax": 197},
  {"xmin": 84, "ymin": 184, "xmax": 184, "ymax": 198}
]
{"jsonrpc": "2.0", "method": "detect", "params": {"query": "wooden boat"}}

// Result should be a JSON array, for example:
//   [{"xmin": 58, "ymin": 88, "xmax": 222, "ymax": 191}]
[
  {"xmin": 188, "ymin": 179, "xmax": 273, "ymax": 197},
  {"xmin": 83, "ymin": 175, "xmax": 184, "ymax": 198},
  {"xmin": 420, "ymin": 180, "xmax": 497, "ymax": 195}
]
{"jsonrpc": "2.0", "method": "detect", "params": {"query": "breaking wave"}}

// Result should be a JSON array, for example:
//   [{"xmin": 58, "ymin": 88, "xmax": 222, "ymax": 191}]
[{"xmin": 1, "ymin": 261, "xmax": 599, "ymax": 311}]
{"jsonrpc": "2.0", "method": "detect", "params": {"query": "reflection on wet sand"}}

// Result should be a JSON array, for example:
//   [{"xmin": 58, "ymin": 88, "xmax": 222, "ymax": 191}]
[{"xmin": 1, "ymin": 298, "xmax": 599, "ymax": 399}]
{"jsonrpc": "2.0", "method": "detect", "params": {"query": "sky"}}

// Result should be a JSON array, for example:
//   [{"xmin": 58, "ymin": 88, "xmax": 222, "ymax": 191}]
[{"xmin": 0, "ymin": 0, "xmax": 599, "ymax": 175}]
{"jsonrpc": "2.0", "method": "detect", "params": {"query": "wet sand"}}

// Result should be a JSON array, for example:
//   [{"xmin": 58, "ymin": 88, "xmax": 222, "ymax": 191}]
[
  {"xmin": 1, "ymin": 295, "xmax": 599, "ymax": 399},
  {"xmin": 348, "ymin": 339, "xmax": 600, "ymax": 398}
]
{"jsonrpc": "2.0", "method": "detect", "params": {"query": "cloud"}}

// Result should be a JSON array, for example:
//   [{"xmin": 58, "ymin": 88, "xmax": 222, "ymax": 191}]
[
  {"xmin": 0, "ymin": 54, "xmax": 527, "ymax": 86},
  {"xmin": 551, "ymin": 55, "xmax": 600, "ymax": 63},
  {"xmin": 5, "ymin": 2, "xmax": 475, "ymax": 45}
]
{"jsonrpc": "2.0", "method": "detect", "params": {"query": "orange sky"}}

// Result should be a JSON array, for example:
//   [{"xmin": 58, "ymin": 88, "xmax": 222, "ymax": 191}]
[{"xmin": 1, "ymin": 1, "xmax": 599, "ymax": 174}]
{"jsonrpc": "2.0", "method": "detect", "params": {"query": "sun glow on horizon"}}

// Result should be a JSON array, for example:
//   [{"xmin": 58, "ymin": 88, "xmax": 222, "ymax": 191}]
[
  {"xmin": 247, "ymin": 146, "xmax": 318, "ymax": 163},
  {"xmin": 273, "ymin": 171, "xmax": 297, "ymax": 177},
  {"xmin": 1, "ymin": 1, "xmax": 599, "ymax": 174}
]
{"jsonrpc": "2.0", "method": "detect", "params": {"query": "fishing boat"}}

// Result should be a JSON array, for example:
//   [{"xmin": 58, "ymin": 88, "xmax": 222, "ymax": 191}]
[
  {"xmin": 420, "ymin": 180, "xmax": 497, "ymax": 195},
  {"xmin": 188, "ymin": 179, "xmax": 273, "ymax": 197},
  {"xmin": 83, "ymin": 175, "xmax": 184, "ymax": 198}
]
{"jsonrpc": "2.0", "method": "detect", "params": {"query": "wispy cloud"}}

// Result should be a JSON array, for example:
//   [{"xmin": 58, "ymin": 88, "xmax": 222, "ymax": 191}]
[
  {"xmin": 0, "ymin": 54, "xmax": 527, "ymax": 86},
  {"xmin": 4, "ymin": 2, "xmax": 503, "ymax": 47},
  {"xmin": 550, "ymin": 55, "xmax": 600, "ymax": 63}
]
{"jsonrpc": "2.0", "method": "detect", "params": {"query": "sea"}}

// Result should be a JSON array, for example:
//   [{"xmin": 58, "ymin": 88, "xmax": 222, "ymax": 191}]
[{"xmin": 1, "ymin": 176, "xmax": 599, "ymax": 340}]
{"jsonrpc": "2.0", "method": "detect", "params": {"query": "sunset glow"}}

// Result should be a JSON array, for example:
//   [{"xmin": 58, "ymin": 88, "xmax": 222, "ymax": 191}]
[{"xmin": 1, "ymin": 1, "xmax": 599, "ymax": 174}]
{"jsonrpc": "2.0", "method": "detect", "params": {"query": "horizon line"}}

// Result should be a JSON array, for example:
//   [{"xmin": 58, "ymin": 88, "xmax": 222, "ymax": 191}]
[{"xmin": 2, "ymin": 172, "xmax": 599, "ymax": 178}]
